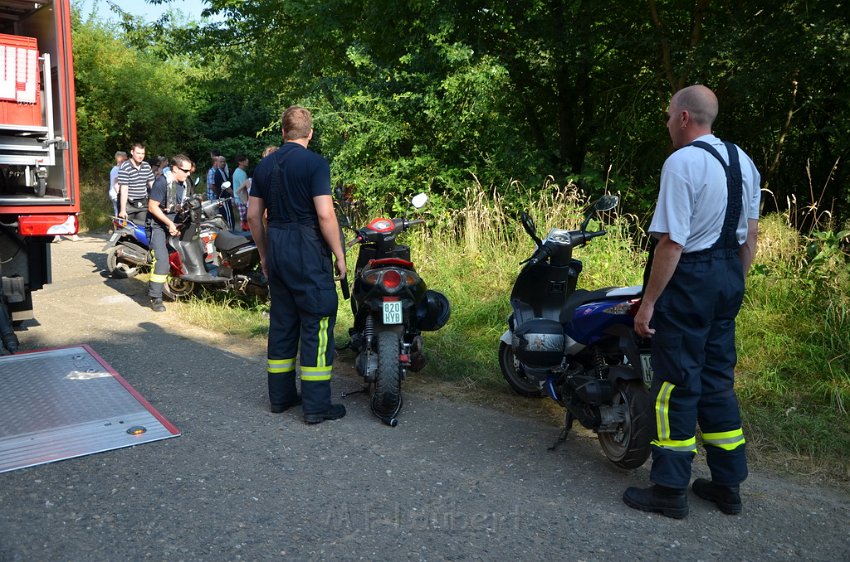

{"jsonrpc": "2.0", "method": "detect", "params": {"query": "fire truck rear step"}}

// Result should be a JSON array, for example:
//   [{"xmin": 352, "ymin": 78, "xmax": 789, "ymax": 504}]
[{"xmin": 0, "ymin": 344, "xmax": 180, "ymax": 473}]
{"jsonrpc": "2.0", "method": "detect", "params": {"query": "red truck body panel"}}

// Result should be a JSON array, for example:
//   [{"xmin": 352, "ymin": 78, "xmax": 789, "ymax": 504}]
[{"xmin": 0, "ymin": 0, "xmax": 80, "ymax": 322}]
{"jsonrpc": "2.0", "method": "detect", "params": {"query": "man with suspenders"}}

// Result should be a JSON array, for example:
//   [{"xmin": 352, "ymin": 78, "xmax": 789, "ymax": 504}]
[
  {"xmin": 248, "ymin": 105, "xmax": 348, "ymax": 424},
  {"xmin": 623, "ymin": 85, "xmax": 761, "ymax": 518}
]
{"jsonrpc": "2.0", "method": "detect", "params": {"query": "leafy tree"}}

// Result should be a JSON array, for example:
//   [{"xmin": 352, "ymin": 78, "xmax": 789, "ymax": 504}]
[
  {"xmin": 99, "ymin": 0, "xmax": 850, "ymax": 226},
  {"xmin": 71, "ymin": 6, "xmax": 201, "ymax": 174}
]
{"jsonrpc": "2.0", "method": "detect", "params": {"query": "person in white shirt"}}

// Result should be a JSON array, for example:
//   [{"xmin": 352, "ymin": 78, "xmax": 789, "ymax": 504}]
[
  {"xmin": 623, "ymin": 85, "xmax": 760, "ymax": 519},
  {"xmin": 109, "ymin": 151, "xmax": 127, "ymax": 217}
]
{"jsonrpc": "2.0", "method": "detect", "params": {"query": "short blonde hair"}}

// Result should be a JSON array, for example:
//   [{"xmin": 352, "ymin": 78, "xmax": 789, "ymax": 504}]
[{"xmin": 282, "ymin": 105, "xmax": 312, "ymax": 141}]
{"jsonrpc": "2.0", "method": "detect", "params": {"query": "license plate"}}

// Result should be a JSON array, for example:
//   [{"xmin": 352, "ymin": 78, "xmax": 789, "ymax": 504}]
[
  {"xmin": 640, "ymin": 353, "xmax": 654, "ymax": 385},
  {"xmin": 382, "ymin": 300, "xmax": 402, "ymax": 324}
]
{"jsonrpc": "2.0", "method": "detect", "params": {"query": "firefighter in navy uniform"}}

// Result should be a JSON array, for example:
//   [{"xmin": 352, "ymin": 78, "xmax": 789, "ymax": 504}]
[
  {"xmin": 623, "ymin": 85, "xmax": 760, "ymax": 518},
  {"xmin": 146, "ymin": 154, "xmax": 193, "ymax": 312},
  {"xmin": 248, "ymin": 105, "xmax": 347, "ymax": 424}
]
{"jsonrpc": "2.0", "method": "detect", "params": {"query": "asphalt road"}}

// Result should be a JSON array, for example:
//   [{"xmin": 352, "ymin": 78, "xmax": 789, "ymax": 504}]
[{"xmin": 1, "ymin": 234, "xmax": 848, "ymax": 561}]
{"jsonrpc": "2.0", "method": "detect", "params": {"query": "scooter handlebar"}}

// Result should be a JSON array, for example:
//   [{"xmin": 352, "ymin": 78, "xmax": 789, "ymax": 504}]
[
  {"xmin": 526, "ymin": 245, "xmax": 551, "ymax": 266},
  {"xmin": 346, "ymin": 234, "xmax": 363, "ymax": 249},
  {"xmin": 575, "ymin": 229, "xmax": 607, "ymax": 245}
]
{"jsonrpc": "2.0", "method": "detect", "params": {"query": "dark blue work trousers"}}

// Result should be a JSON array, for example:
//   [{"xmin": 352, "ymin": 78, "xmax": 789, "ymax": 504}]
[
  {"xmin": 147, "ymin": 224, "xmax": 170, "ymax": 299},
  {"xmin": 648, "ymin": 248, "xmax": 748, "ymax": 488},
  {"xmin": 266, "ymin": 224, "xmax": 338, "ymax": 381}
]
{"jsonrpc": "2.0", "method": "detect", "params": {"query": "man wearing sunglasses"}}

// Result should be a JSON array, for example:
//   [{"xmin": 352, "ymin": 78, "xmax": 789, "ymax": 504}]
[{"xmin": 146, "ymin": 154, "xmax": 194, "ymax": 312}]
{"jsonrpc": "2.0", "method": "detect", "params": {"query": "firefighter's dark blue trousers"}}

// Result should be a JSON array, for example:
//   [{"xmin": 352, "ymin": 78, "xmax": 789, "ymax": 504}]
[
  {"xmin": 266, "ymin": 223, "xmax": 338, "ymax": 414},
  {"xmin": 147, "ymin": 224, "xmax": 169, "ymax": 299},
  {"xmin": 648, "ymin": 140, "xmax": 749, "ymax": 489},
  {"xmin": 648, "ymin": 248, "xmax": 748, "ymax": 488}
]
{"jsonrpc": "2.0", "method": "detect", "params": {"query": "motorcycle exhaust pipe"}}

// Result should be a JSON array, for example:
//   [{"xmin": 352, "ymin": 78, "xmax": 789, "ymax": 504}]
[{"xmin": 116, "ymin": 243, "xmax": 149, "ymax": 265}]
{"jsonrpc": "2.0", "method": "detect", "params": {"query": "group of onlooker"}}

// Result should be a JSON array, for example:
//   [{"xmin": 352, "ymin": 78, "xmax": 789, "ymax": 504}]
[
  {"xmin": 104, "ymin": 143, "xmax": 283, "ymax": 312},
  {"xmin": 107, "ymin": 145, "xmax": 282, "ymax": 232}
]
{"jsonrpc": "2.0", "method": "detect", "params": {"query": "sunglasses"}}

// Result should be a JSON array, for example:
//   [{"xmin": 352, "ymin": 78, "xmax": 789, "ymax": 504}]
[{"xmin": 177, "ymin": 167, "xmax": 192, "ymax": 173}]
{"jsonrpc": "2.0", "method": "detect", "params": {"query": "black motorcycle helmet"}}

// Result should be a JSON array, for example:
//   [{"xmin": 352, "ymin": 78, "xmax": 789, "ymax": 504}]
[{"xmin": 416, "ymin": 290, "xmax": 451, "ymax": 331}]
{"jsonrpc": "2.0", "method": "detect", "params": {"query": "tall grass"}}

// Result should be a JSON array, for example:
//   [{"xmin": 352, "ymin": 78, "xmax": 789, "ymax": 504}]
[{"xmin": 403, "ymin": 182, "xmax": 850, "ymax": 475}]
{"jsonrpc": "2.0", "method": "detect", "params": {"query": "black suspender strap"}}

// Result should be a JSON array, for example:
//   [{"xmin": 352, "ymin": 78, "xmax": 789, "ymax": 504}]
[
  {"xmin": 271, "ymin": 150, "xmax": 300, "ymax": 224},
  {"xmin": 688, "ymin": 140, "xmax": 743, "ymax": 250}
]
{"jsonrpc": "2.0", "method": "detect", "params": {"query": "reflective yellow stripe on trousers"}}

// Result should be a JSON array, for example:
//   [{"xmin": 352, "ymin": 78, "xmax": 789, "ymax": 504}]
[
  {"xmin": 317, "ymin": 317, "xmax": 329, "ymax": 368},
  {"xmin": 150, "ymin": 250, "xmax": 168, "ymax": 284},
  {"xmin": 267, "ymin": 358, "xmax": 295, "ymax": 374},
  {"xmin": 302, "ymin": 317, "xmax": 332, "ymax": 381},
  {"xmin": 652, "ymin": 381, "xmax": 697, "ymax": 453},
  {"xmin": 702, "ymin": 428, "xmax": 746, "ymax": 451}
]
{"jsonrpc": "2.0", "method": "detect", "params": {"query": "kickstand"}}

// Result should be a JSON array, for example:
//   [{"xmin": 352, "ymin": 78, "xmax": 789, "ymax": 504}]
[
  {"xmin": 341, "ymin": 385, "xmax": 369, "ymax": 399},
  {"xmin": 548, "ymin": 411, "xmax": 575, "ymax": 451}
]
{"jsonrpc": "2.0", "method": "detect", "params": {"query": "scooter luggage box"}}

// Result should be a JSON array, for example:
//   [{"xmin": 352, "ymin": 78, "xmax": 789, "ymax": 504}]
[{"xmin": 512, "ymin": 318, "xmax": 565, "ymax": 369}]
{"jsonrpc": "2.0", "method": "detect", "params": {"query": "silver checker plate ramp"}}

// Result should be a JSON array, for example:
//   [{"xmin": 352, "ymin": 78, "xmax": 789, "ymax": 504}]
[{"xmin": 0, "ymin": 345, "xmax": 180, "ymax": 473}]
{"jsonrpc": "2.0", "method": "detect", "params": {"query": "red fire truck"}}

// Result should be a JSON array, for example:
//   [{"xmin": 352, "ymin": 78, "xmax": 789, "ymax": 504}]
[{"xmin": 0, "ymin": 0, "xmax": 79, "ymax": 352}]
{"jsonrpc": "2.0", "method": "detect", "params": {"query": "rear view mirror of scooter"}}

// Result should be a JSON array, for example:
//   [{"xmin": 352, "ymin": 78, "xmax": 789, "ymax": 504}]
[
  {"xmin": 594, "ymin": 194, "xmax": 619, "ymax": 213},
  {"xmin": 333, "ymin": 186, "xmax": 357, "ymax": 230},
  {"xmin": 403, "ymin": 192, "xmax": 429, "ymax": 223},
  {"xmin": 520, "ymin": 211, "xmax": 542, "ymax": 247},
  {"xmin": 411, "ymin": 192, "xmax": 428, "ymax": 209},
  {"xmin": 580, "ymin": 194, "xmax": 619, "ymax": 231}
]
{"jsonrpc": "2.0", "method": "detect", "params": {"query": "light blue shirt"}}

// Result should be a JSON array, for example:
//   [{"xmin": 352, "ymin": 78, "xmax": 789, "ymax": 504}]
[{"xmin": 232, "ymin": 167, "xmax": 248, "ymax": 195}]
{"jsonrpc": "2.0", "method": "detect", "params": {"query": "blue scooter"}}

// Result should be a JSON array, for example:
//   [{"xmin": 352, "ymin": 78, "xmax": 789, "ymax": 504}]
[
  {"xmin": 104, "ymin": 216, "xmax": 150, "ymax": 280},
  {"xmin": 499, "ymin": 195, "xmax": 653, "ymax": 469}
]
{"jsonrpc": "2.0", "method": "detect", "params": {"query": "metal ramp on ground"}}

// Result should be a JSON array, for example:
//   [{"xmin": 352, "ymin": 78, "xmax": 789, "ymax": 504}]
[{"xmin": 0, "ymin": 345, "xmax": 180, "ymax": 473}]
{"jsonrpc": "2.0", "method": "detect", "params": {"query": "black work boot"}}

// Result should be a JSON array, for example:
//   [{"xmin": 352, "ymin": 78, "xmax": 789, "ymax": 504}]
[
  {"xmin": 302, "ymin": 380, "xmax": 346, "ymax": 424},
  {"xmin": 268, "ymin": 372, "xmax": 301, "ymax": 413},
  {"xmin": 0, "ymin": 302, "xmax": 18, "ymax": 353},
  {"xmin": 150, "ymin": 298, "xmax": 166, "ymax": 312},
  {"xmin": 623, "ymin": 485, "xmax": 689, "ymax": 519},
  {"xmin": 692, "ymin": 478, "xmax": 742, "ymax": 515}
]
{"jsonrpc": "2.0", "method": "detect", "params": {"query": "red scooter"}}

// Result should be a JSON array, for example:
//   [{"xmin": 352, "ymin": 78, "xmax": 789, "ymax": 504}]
[{"xmin": 338, "ymin": 193, "xmax": 451, "ymax": 426}]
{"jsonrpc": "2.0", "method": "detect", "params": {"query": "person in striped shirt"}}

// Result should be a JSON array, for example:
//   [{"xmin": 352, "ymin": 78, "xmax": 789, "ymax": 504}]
[{"xmin": 117, "ymin": 143, "xmax": 155, "ymax": 223}]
